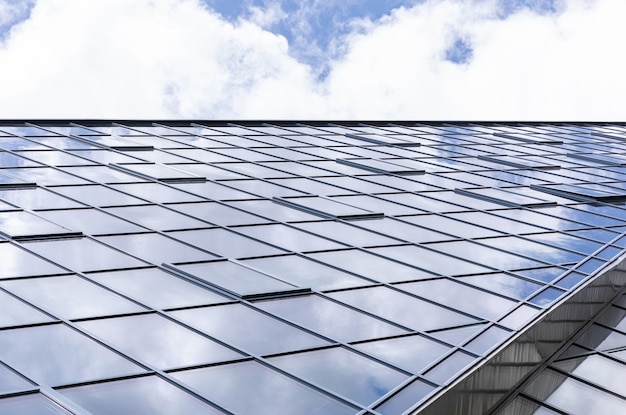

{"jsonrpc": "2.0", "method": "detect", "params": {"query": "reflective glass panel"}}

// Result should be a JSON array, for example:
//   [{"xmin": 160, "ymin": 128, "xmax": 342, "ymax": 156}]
[
  {"xmin": 59, "ymin": 375, "xmax": 223, "ymax": 415},
  {"xmin": 0, "ymin": 242, "xmax": 67, "ymax": 278},
  {"xmin": 0, "ymin": 289, "xmax": 54, "ymax": 327},
  {"xmin": 255, "ymin": 294, "xmax": 409, "ymax": 342},
  {"xmin": 270, "ymin": 347, "xmax": 409, "ymax": 405},
  {"xmin": 0, "ymin": 188, "xmax": 84, "ymax": 210},
  {"xmin": 77, "ymin": 314, "xmax": 242, "ymax": 369},
  {"xmin": 235, "ymin": 223, "xmax": 346, "ymax": 252},
  {"xmin": 171, "ymin": 360, "xmax": 356, "ymax": 415},
  {"xmin": 0, "ymin": 324, "xmax": 143, "ymax": 386},
  {"xmin": 169, "ymin": 202, "xmax": 270, "ymax": 226},
  {"xmin": 170, "ymin": 303, "xmax": 330, "ymax": 355},
  {"xmin": 0, "ymin": 394, "xmax": 72, "ymax": 415},
  {"xmin": 168, "ymin": 228, "xmax": 285, "ymax": 258},
  {"xmin": 1, "ymin": 275, "xmax": 144, "ymax": 320},
  {"xmin": 104, "ymin": 205, "xmax": 210, "ymax": 231},
  {"xmin": 37, "ymin": 208, "xmax": 145, "ymax": 235},
  {"xmin": 328, "ymin": 286, "xmax": 479, "ymax": 331}
]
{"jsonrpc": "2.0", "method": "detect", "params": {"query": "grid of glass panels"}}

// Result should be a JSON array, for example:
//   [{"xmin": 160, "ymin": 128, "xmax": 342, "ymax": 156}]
[{"xmin": 1, "ymin": 121, "xmax": 626, "ymax": 414}]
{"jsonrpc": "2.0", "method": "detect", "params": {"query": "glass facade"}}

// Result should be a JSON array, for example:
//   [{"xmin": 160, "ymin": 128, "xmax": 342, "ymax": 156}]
[{"xmin": 0, "ymin": 121, "xmax": 625, "ymax": 414}]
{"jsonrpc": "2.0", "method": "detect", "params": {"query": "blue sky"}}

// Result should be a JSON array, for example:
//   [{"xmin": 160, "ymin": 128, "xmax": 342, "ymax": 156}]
[{"xmin": 0, "ymin": 0, "xmax": 624, "ymax": 120}]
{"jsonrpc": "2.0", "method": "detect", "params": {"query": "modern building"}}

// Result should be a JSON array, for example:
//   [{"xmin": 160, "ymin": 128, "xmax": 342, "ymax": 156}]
[{"xmin": 0, "ymin": 120, "xmax": 625, "ymax": 415}]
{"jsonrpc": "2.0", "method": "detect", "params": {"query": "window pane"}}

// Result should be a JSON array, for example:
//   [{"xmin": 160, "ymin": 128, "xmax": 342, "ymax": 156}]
[
  {"xmin": 0, "ymin": 363, "xmax": 35, "ymax": 394},
  {"xmin": 1, "ymin": 275, "xmax": 145, "ymax": 320},
  {"xmin": 88, "ymin": 268, "xmax": 227, "ymax": 310},
  {"xmin": 77, "ymin": 314, "xmax": 242, "ymax": 370},
  {"xmin": 0, "ymin": 394, "xmax": 73, "ymax": 415},
  {"xmin": 328, "ymin": 286, "xmax": 479, "ymax": 331},
  {"xmin": 37, "ymin": 208, "xmax": 145, "ymax": 235},
  {"xmin": 270, "ymin": 347, "xmax": 409, "ymax": 405},
  {"xmin": 59, "ymin": 375, "xmax": 224, "ymax": 415},
  {"xmin": 255, "ymin": 294, "xmax": 408, "ymax": 342},
  {"xmin": 170, "ymin": 303, "xmax": 330, "ymax": 355},
  {"xmin": 0, "ymin": 290, "xmax": 54, "ymax": 328},
  {"xmin": 103, "ymin": 205, "xmax": 209, "ymax": 231},
  {"xmin": 168, "ymin": 229, "xmax": 285, "ymax": 258},
  {"xmin": 0, "ymin": 243, "xmax": 67, "ymax": 279},
  {"xmin": 169, "ymin": 202, "xmax": 270, "ymax": 226},
  {"xmin": 0, "ymin": 188, "xmax": 84, "ymax": 210},
  {"xmin": 171, "ymin": 361, "xmax": 356, "ymax": 415},
  {"xmin": 235, "ymin": 223, "xmax": 345, "ymax": 252},
  {"xmin": 0, "ymin": 324, "xmax": 144, "ymax": 386}
]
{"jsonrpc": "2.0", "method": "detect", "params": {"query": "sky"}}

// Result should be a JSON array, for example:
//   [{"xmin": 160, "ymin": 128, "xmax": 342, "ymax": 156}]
[{"xmin": 0, "ymin": 0, "xmax": 624, "ymax": 120}]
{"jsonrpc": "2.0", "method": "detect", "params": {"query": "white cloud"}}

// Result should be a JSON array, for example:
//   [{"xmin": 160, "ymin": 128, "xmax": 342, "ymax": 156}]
[{"xmin": 0, "ymin": 0, "xmax": 624, "ymax": 120}]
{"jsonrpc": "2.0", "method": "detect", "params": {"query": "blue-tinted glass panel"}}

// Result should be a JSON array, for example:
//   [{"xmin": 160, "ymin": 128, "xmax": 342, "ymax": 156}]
[
  {"xmin": 235, "ymin": 223, "xmax": 345, "ymax": 252},
  {"xmin": 0, "ymin": 243, "xmax": 67, "ymax": 279},
  {"xmin": 169, "ymin": 202, "xmax": 269, "ymax": 226},
  {"xmin": 328, "ymin": 286, "xmax": 479, "ymax": 331},
  {"xmin": 104, "ymin": 205, "xmax": 210, "ymax": 231},
  {"xmin": 1, "ymin": 275, "xmax": 144, "ymax": 320},
  {"xmin": 77, "ymin": 314, "xmax": 242, "ymax": 369},
  {"xmin": 0, "ymin": 324, "xmax": 144, "ymax": 386},
  {"xmin": 0, "ymin": 188, "xmax": 84, "ymax": 210},
  {"xmin": 60, "ymin": 375, "xmax": 223, "ymax": 415},
  {"xmin": 171, "ymin": 361, "xmax": 356, "ymax": 415},
  {"xmin": 37, "ymin": 208, "xmax": 145, "ymax": 235},
  {"xmin": 270, "ymin": 347, "xmax": 409, "ymax": 405},
  {"xmin": 0, "ymin": 394, "xmax": 72, "ymax": 415},
  {"xmin": 168, "ymin": 228, "xmax": 285, "ymax": 258},
  {"xmin": 170, "ymin": 303, "xmax": 330, "ymax": 355},
  {"xmin": 0, "ymin": 290, "xmax": 54, "ymax": 328},
  {"xmin": 255, "ymin": 294, "xmax": 408, "ymax": 342}
]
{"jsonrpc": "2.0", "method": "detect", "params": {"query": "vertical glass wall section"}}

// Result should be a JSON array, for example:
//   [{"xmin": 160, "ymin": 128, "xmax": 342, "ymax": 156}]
[{"xmin": 2, "ymin": 121, "xmax": 626, "ymax": 415}]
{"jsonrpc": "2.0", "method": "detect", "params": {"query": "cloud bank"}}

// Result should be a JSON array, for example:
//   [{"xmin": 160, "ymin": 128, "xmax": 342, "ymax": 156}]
[{"xmin": 0, "ymin": 0, "xmax": 623, "ymax": 120}]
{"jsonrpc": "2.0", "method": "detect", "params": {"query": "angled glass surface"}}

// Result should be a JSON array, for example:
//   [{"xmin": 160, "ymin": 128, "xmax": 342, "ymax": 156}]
[
  {"xmin": 0, "ymin": 242, "xmax": 67, "ymax": 278},
  {"xmin": 354, "ymin": 334, "xmax": 451, "ymax": 374},
  {"xmin": 171, "ymin": 360, "xmax": 356, "ymax": 415},
  {"xmin": 308, "ymin": 249, "xmax": 435, "ymax": 282},
  {"xmin": 479, "ymin": 236, "xmax": 586, "ymax": 265},
  {"xmin": 336, "ymin": 158, "xmax": 426, "ymax": 175},
  {"xmin": 241, "ymin": 255, "xmax": 370, "ymax": 290},
  {"xmin": 355, "ymin": 217, "xmax": 453, "ymax": 244},
  {"xmin": 98, "ymin": 233, "xmax": 218, "ymax": 265},
  {"xmin": 24, "ymin": 238, "xmax": 146, "ymax": 272},
  {"xmin": 77, "ymin": 313, "xmax": 242, "ymax": 369},
  {"xmin": 228, "ymin": 199, "xmax": 320, "ymax": 222},
  {"xmin": 170, "ymin": 303, "xmax": 330, "ymax": 355},
  {"xmin": 0, "ymin": 275, "xmax": 145, "ymax": 320},
  {"xmin": 397, "ymin": 279, "xmax": 517, "ymax": 321},
  {"xmin": 171, "ymin": 181, "xmax": 258, "ymax": 200},
  {"xmin": 294, "ymin": 221, "xmax": 399, "ymax": 247},
  {"xmin": 14, "ymin": 150, "xmax": 97, "ymax": 167},
  {"xmin": 169, "ymin": 202, "xmax": 270, "ymax": 226},
  {"xmin": 88, "ymin": 267, "xmax": 228, "ymax": 310},
  {"xmin": 51, "ymin": 185, "xmax": 148, "ymax": 207},
  {"xmin": 168, "ymin": 228, "xmax": 285, "ymax": 258},
  {"xmin": 37, "ymin": 208, "xmax": 145, "ymax": 235},
  {"xmin": 270, "ymin": 346, "xmax": 409, "ymax": 405},
  {"xmin": 170, "ymin": 260, "xmax": 299, "ymax": 297},
  {"xmin": 111, "ymin": 163, "xmax": 204, "ymax": 182},
  {"xmin": 0, "ymin": 324, "xmax": 144, "ymax": 386},
  {"xmin": 0, "ymin": 188, "xmax": 85, "ymax": 210},
  {"xmin": 103, "ymin": 203, "xmax": 213, "ymax": 232},
  {"xmin": 5, "ymin": 167, "xmax": 91, "ymax": 186},
  {"xmin": 255, "ymin": 294, "xmax": 409, "ymax": 342},
  {"xmin": 110, "ymin": 183, "xmax": 205, "ymax": 204},
  {"xmin": 0, "ymin": 211, "xmax": 77, "ymax": 239},
  {"xmin": 0, "ymin": 394, "xmax": 73, "ymax": 415},
  {"xmin": 459, "ymin": 272, "xmax": 543, "ymax": 300},
  {"xmin": 370, "ymin": 245, "xmax": 493, "ymax": 276},
  {"xmin": 59, "ymin": 375, "xmax": 224, "ymax": 415},
  {"xmin": 375, "ymin": 379, "xmax": 437, "ymax": 415},
  {"xmin": 401, "ymin": 214, "xmax": 504, "ymax": 239},
  {"xmin": 328, "ymin": 286, "xmax": 479, "ymax": 331},
  {"xmin": 234, "ymin": 223, "xmax": 346, "ymax": 252},
  {"xmin": 0, "ymin": 289, "xmax": 54, "ymax": 328},
  {"xmin": 68, "ymin": 149, "xmax": 144, "ymax": 164},
  {"xmin": 220, "ymin": 178, "xmax": 306, "ymax": 198},
  {"xmin": 273, "ymin": 196, "xmax": 383, "ymax": 220}
]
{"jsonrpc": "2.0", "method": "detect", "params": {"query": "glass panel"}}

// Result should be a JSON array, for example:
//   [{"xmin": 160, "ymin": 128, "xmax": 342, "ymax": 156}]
[
  {"xmin": 241, "ymin": 255, "xmax": 369, "ymax": 290},
  {"xmin": 15, "ymin": 150, "xmax": 97, "ymax": 166},
  {"xmin": 401, "ymin": 214, "xmax": 503, "ymax": 239},
  {"xmin": 59, "ymin": 375, "xmax": 223, "ymax": 415},
  {"xmin": 0, "ymin": 394, "xmax": 72, "ymax": 415},
  {"xmin": 398, "ymin": 279, "xmax": 517, "ymax": 321},
  {"xmin": 255, "ymin": 294, "xmax": 409, "ymax": 342},
  {"xmin": 88, "ymin": 268, "xmax": 227, "ymax": 310},
  {"xmin": 24, "ymin": 237, "xmax": 147, "ymax": 272},
  {"xmin": 424, "ymin": 351, "xmax": 476, "ymax": 384},
  {"xmin": 464, "ymin": 326, "xmax": 511, "ymax": 354},
  {"xmin": 429, "ymin": 324, "xmax": 486, "ymax": 346},
  {"xmin": 169, "ymin": 202, "xmax": 269, "ymax": 226},
  {"xmin": 328, "ymin": 286, "xmax": 479, "ymax": 331},
  {"xmin": 576, "ymin": 324, "xmax": 626, "ymax": 351},
  {"xmin": 354, "ymin": 335, "xmax": 450, "ymax": 374},
  {"xmin": 98, "ymin": 233, "xmax": 218, "ymax": 265},
  {"xmin": 480, "ymin": 236, "xmax": 586, "ymax": 265},
  {"xmin": 1, "ymin": 275, "xmax": 145, "ymax": 320},
  {"xmin": 5, "ymin": 167, "xmax": 91, "ymax": 185},
  {"xmin": 228, "ymin": 199, "xmax": 320, "ymax": 222},
  {"xmin": 0, "ymin": 363, "xmax": 34, "ymax": 394},
  {"xmin": 0, "ymin": 242, "xmax": 67, "ymax": 279},
  {"xmin": 460, "ymin": 273, "xmax": 543, "ymax": 300},
  {"xmin": 77, "ymin": 314, "xmax": 242, "ymax": 369},
  {"xmin": 0, "ymin": 188, "xmax": 84, "ymax": 210},
  {"xmin": 51, "ymin": 185, "xmax": 147, "ymax": 207},
  {"xmin": 104, "ymin": 205, "xmax": 210, "ymax": 231},
  {"xmin": 170, "ymin": 303, "xmax": 330, "ymax": 355},
  {"xmin": 37, "ymin": 208, "xmax": 145, "ymax": 235},
  {"xmin": 375, "ymin": 380, "xmax": 436, "ymax": 415},
  {"xmin": 171, "ymin": 361, "xmax": 356, "ymax": 415},
  {"xmin": 0, "ymin": 289, "xmax": 54, "ymax": 327},
  {"xmin": 172, "ymin": 260, "xmax": 298, "ymax": 297},
  {"xmin": 235, "ymin": 223, "xmax": 346, "ymax": 252},
  {"xmin": 427, "ymin": 240, "xmax": 546, "ymax": 270},
  {"xmin": 295, "ymin": 222, "xmax": 398, "ymax": 247},
  {"xmin": 308, "ymin": 249, "xmax": 434, "ymax": 283},
  {"xmin": 553, "ymin": 354, "xmax": 626, "ymax": 396},
  {"xmin": 270, "ymin": 347, "xmax": 409, "ymax": 405},
  {"xmin": 171, "ymin": 182, "xmax": 257, "ymax": 200},
  {"xmin": 370, "ymin": 245, "xmax": 493, "ymax": 276},
  {"xmin": 0, "ymin": 211, "xmax": 76, "ymax": 239},
  {"xmin": 110, "ymin": 183, "xmax": 205, "ymax": 203},
  {"xmin": 168, "ymin": 229, "xmax": 285, "ymax": 258},
  {"xmin": 355, "ymin": 217, "xmax": 452, "ymax": 244},
  {"xmin": 0, "ymin": 324, "xmax": 143, "ymax": 386}
]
